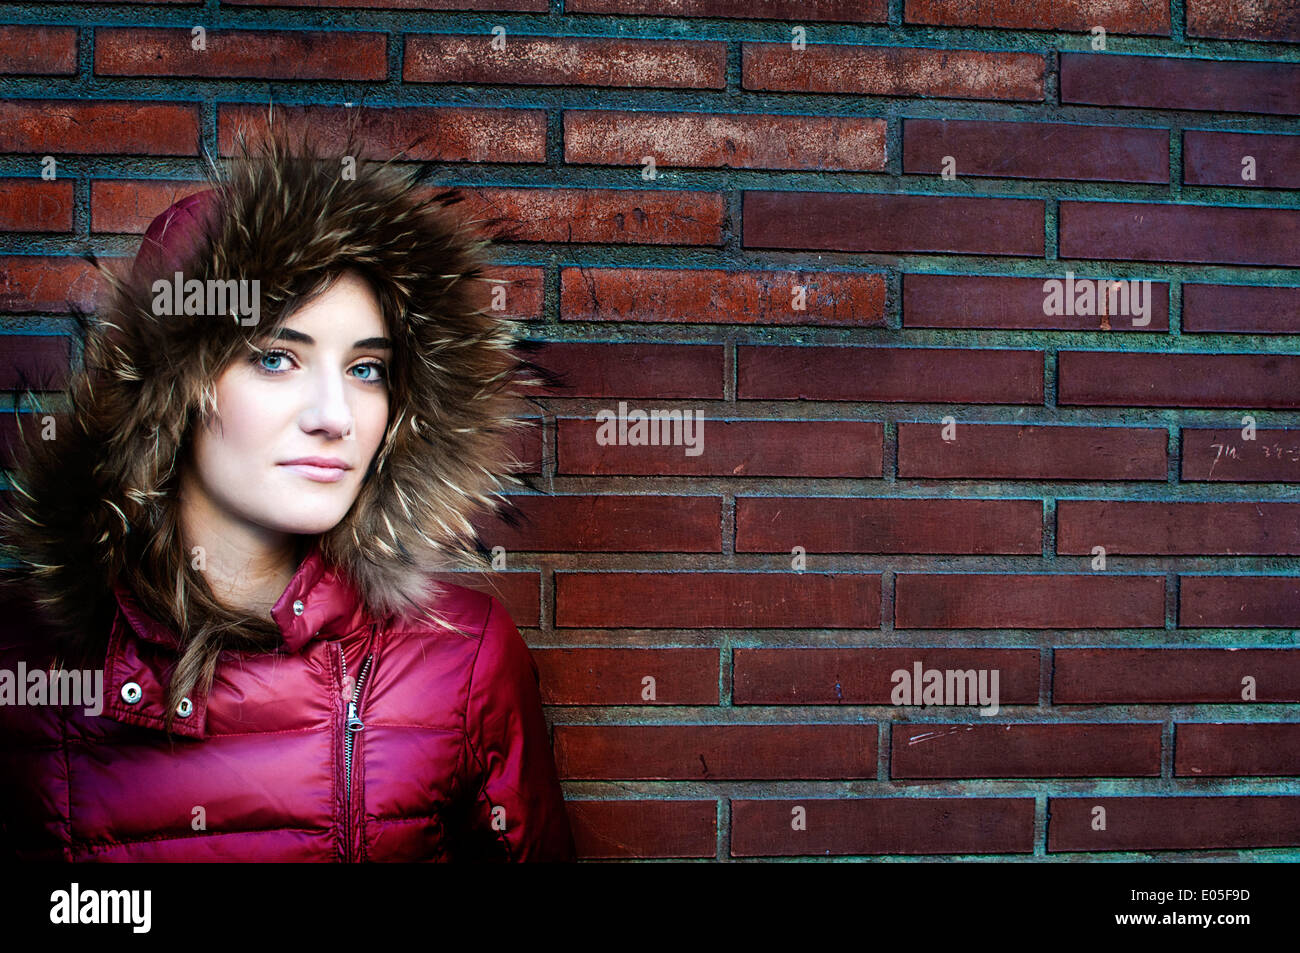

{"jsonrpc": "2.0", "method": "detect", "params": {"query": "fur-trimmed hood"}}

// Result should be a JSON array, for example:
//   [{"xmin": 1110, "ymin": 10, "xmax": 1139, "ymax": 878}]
[{"xmin": 1, "ymin": 120, "xmax": 541, "ymax": 653}]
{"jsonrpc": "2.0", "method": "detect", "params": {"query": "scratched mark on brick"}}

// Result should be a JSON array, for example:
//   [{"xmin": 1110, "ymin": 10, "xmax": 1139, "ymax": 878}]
[{"xmin": 908, "ymin": 726, "xmax": 976, "ymax": 745}]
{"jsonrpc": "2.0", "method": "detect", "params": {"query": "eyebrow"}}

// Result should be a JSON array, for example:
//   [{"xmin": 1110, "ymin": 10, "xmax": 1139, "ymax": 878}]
[{"xmin": 270, "ymin": 327, "xmax": 393, "ymax": 350}]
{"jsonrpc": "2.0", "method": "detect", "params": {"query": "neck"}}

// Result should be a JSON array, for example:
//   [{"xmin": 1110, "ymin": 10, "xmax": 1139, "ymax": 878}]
[{"xmin": 178, "ymin": 478, "xmax": 308, "ymax": 620}]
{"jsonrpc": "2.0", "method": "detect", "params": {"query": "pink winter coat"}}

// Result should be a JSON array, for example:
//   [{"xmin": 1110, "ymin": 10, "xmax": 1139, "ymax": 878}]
[{"xmin": 0, "ymin": 540, "xmax": 576, "ymax": 862}]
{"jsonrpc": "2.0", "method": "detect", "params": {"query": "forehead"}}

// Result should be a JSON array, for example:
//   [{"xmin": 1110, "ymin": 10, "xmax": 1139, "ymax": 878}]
[{"xmin": 273, "ymin": 270, "xmax": 391, "ymax": 346}]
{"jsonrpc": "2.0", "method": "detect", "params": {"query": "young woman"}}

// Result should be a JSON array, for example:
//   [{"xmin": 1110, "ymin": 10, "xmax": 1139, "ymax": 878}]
[{"xmin": 0, "ymin": 126, "xmax": 575, "ymax": 862}]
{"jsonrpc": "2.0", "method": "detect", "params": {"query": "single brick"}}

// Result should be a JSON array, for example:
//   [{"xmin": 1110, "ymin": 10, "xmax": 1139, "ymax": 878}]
[
  {"xmin": 733, "ymin": 647, "xmax": 1040, "ymax": 705},
  {"xmin": 743, "ymin": 43, "xmax": 1045, "ymax": 101},
  {"xmin": 555, "ymin": 572, "xmax": 881, "ymax": 628},
  {"xmin": 218, "ymin": 104, "xmax": 546, "ymax": 163},
  {"xmin": 905, "ymin": 0, "xmax": 1170, "ymax": 34},
  {"xmin": 1058, "ymin": 351, "xmax": 1300, "ymax": 408},
  {"xmin": 1061, "ymin": 53, "xmax": 1300, "ymax": 115},
  {"xmin": 404, "ymin": 35, "xmax": 726, "ymax": 88},
  {"xmin": 903, "ymin": 274, "xmax": 1169, "ymax": 332},
  {"xmin": 732, "ymin": 798, "xmax": 1035, "ymax": 856},
  {"xmin": 90, "ymin": 180, "xmax": 207, "ymax": 233},
  {"xmin": 474, "ymin": 494, "xmax": 721, "ymax": 552},
  {"xmin": 904, "ymin": 119, "xmax": 1168, "ymax": 183},
  {"xmin": 529, "ymin": 343, "xmax": 725, "ymax": 399},
  {"xmin": 1057, "ymin": 500, "xmax": 1300, "ymax": 555},
  {"xmin": 565, "ymin": 111, "xmax": 886, "ymax": 171},
  {"xmin": 567, "ymin": 0, "xmax": 886, "ymax": 22},
  {"xmin": 745, "ymin": 192, "xmax": 1044, "ymax": 256},
  {"xmin": 0, "ymin": 101, "xmax": 199, "ymax": 155},
  {"xmin": 557, "ymin": 419, "xmax": 884, "ymax": 477},
  {"xmin": 898, "ymin": 422, "xmax": 1168, "ymax": 480},
  {"xmin": 457, "ymin": 187, "xmax": 726, "ymax": 245},
  {"xmin": 0, "ymin": 257, "xmax": 102, "ymax": 314},
  {"xmin": 1187, "ymin": 0, "xmax": 1300, "ymax": 42},
  {"xmin": 1048, "ymin": 796, "xmax": 1300, "ymax": 851},
  {"xmin": 95, "ymin": 27, "xmax": 386, "ymax": 80},
  {"xmin": 892, "ymin": 723, "xmax": 1162, "ymax": 779},
  {"xmin": 554, "ymin": 724, "xmax": 877, "ymax": 779},
  {"xmin": 0, "ymin": 25, "xmax": 77, "ymax": 75},
  {"xmin": 0, "ymin": 180, "xmax": 74, "ymax": 233},
  {"xmin": 566, "ymin": 800, "xmax": 717, "ymax": 859},
  {"xmin": 560, "ymin": 266, "xmax": 886, "ymax": 328},
  {"xmin": 736, "ymin": 497, "xmax": 1042, "ymax": 554},
  {"xmin": 1176, "ymin": 724, "xmax": 1300, "ymax": 777},
  {"xmin": 1179, "ymin": 575, "xmax": 1300, "ymax": 628},
  {"xmin": 737, "ymin": 345, "xmax": 1044, "ymax": 403},
  {"xmin": 1054, "ymin": 648, "xmax": 1300, "ymax": 703},
  {"xmin": 1181, "ymin": 427, "xmax": 1300, "ymax": 481},
  {"xmin": 1184, "ymin": 131, "xmax": 1300, "ymax": 189},
  {"xmin": 1183, "ymin": 284, "xmax": 1300, "ymax": 334},
  {"xmin": 1059, "ymin": 201, "xmax": 1300, "ymax": 267},
  {"xmin": 533, "ymin": 648, "xmax": 720, "ymax": 705},
  {"xmin": 895, "ymin": 574, "xmax": 1165, "ymax": 628}
]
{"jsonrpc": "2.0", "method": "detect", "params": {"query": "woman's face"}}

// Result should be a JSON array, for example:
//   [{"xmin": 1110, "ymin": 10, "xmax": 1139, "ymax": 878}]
[{"xmin": 183, "ymin": 269, "xmax": 392, "ymax": 541}]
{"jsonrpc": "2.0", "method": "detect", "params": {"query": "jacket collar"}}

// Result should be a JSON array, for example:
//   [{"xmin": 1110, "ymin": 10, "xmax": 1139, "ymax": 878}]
[
  {"xmin": 102, "ymin": 539, "xmax": 372, "ymax": 739},
  {"xmin": 111, "ymin": 538, "xmax": 370, "ymax": 654}
]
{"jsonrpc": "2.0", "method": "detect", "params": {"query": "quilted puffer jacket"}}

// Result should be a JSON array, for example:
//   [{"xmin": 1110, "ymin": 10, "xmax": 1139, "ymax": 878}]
[
  {"xmin": 0, "ymin": 119, "xmax": 574, "ymax": 861},
  {"xmin": 0, "ymin": 539, "xmax": 575, "ymax": 861}
]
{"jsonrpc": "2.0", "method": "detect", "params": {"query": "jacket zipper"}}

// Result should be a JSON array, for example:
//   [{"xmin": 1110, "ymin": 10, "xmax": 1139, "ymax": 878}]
[{"xmin": 339, "ymin": 642, "xmax": 374, "ymax": 862}]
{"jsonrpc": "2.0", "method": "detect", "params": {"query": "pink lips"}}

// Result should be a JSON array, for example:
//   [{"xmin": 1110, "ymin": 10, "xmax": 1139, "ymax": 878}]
[{"xmin": 279, "ymin": 457, "xmax": 352, "ymax": 484}]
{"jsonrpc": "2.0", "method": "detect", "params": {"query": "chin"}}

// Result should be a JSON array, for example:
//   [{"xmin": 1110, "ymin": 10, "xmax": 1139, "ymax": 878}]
[{"xmin": 256, "ymin": 504, "xmax": 353, "ymax": 536}]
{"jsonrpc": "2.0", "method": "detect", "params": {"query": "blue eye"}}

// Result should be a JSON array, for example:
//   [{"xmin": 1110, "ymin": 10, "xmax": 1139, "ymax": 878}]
[
  {"xmin": 352, "ymin": 362, "xmax": 387, "ymax": 384},
  {"xmin": 255, "ymin": 349, "xmax": 293, "ymax": 373}
]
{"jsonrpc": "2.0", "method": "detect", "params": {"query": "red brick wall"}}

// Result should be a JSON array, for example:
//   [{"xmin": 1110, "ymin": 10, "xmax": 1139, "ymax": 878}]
[{"xmin": 1, "ymin": 0, "xmax": 1298, "ymax": 860}]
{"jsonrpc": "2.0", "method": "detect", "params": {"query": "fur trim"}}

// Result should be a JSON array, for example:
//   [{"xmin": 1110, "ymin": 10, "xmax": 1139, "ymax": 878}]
[{"xmin": 1, "ymin": 116, "xmax": 545, "ymax": 648}]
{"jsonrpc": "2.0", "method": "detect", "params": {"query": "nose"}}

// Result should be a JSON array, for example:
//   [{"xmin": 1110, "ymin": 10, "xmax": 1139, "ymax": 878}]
[{"xmin": 298, "ymin": 367, "xmax": 356, "ymax": 441}]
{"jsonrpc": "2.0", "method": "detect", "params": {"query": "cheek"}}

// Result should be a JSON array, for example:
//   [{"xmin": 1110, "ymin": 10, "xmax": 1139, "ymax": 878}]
[{"xmin": 206, "ymin": 371, "xmax": 284, "ymax": 456}]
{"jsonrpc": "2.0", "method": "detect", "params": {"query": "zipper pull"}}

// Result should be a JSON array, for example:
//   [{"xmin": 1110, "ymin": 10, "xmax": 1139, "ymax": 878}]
[{"xmin": 346, "ymin": 700, "xmax": 364, "ymax": 732}]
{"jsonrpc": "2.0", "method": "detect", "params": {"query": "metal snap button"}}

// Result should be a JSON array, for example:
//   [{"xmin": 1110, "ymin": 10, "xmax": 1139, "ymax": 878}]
[
  {"xmin": 121, "ymin": 681, "xmax": 142, "ymax": 704},
  {"xmin": 176, "ymin": 697, "xmax": 193, "ymax": 718},
  {"xmin": 292, "ymin": 599, "xmax": 305, "ymax": 616}
]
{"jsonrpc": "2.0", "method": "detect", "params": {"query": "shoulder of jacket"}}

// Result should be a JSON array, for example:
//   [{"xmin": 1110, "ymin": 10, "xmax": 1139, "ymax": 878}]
[{"xmin": 389, "ymin": 578, "xmax": 503, "ymax": 641}]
